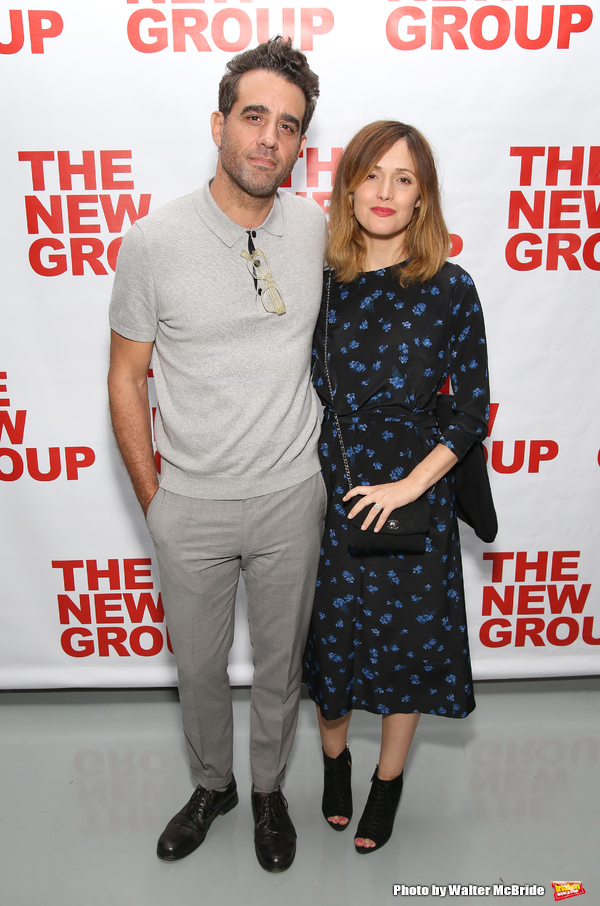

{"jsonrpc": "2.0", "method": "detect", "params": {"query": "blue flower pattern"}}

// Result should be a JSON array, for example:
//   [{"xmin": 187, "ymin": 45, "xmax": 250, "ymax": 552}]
[{"xmin": 303, "ymin": 264, "xmax": 489, "ymax": 720}]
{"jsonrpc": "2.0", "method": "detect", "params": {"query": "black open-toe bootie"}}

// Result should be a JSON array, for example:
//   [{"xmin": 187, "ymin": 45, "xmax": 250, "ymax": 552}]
[
  {"xmin": 322, "ymin": 744, "xmax": 353, "ymax": 831},
  {"xmin": 354, "ymin": 768, "xmax": 403, "ymax": 854}
]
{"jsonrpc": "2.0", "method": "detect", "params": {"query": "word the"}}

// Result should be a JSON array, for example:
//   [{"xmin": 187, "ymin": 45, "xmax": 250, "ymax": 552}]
[
  {"xmin": 286, "ymin": 146, "xmax": 340, "ymax": 216},
  {"xmin": 53, "ymin": 558, "xmax": 156, "ymax": 592}
]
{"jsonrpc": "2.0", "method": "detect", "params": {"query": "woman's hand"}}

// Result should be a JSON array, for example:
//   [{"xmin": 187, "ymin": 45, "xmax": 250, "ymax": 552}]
[
  {"xmin": 344, "ymin": 480, "xmax": 421, "ymax": 533},
  {"xmin": 343, "ymin": 442, "xmax": 459, "ymax": 532}
]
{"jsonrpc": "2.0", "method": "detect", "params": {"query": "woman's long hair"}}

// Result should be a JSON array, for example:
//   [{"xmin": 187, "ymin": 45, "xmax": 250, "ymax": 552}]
[{"xmin": 327, "ymin": 121, "xmax": 450, "ymax": 285}]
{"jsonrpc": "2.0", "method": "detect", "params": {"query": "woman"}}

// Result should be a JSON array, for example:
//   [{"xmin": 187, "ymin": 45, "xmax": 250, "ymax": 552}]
[{"xmin": 303, "ymin": 121, "xmax": 489, "ymax": 854}]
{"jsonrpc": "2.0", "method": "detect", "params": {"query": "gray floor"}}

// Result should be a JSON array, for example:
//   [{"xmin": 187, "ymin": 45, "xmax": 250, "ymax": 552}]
[{"xmin": 1, "ymin": 678, "xmax": 598, "ymax": 906}]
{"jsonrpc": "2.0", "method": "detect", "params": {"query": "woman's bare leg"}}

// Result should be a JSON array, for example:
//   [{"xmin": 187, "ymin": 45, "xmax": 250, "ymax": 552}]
[
  {"xmin": 317, "ymin": 706, "xmax": 352, "ymax": 826},
  {"xmin": 355, "ymin": 712, "xmax": 420, "ymax": 848}
]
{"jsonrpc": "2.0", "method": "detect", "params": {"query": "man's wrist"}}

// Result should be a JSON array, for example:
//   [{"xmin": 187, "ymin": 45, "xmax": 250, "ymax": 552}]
[{"xmin": 140, "ymin": 483, "xmax": 159, "ymax": 516}]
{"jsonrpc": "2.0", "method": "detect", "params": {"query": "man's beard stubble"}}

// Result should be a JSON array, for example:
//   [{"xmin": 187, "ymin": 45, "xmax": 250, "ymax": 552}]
[{"xmin": 218, "ymin": 131, "xmax": 297, "ymax": 200}]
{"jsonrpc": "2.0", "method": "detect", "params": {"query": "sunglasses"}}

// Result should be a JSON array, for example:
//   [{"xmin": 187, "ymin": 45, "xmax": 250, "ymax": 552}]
[{"xmin": 240, "ymin": 231, "xmax": 286, "ymax": 316}]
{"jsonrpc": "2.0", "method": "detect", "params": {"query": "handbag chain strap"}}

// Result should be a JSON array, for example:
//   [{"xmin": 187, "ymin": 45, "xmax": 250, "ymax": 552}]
[{"xmin": 323, "ymin": 271, "xmax": 355, "ymax": 491}]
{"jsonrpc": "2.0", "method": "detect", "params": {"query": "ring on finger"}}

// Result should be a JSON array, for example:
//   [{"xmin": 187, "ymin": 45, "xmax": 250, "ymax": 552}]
[{"xmin": 373, "ymin": 503, "xmax": 381, "ymax": 510}]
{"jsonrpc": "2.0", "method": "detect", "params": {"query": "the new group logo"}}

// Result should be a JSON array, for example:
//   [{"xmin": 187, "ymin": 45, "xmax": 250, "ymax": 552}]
[
  {"xmin": 53, "ymin": 557, "xmax": 172, "ymax": 659},
  {"xmin": 19, "ymin": 150, "xmax": 151, "ymax": 277},
  {"xmin": 479, "ymin": 549, "xmax": 596, "ymax": 650},
  {"xmin": 507, "ymin": 146, "xmax": 600, "ymax": 271}
]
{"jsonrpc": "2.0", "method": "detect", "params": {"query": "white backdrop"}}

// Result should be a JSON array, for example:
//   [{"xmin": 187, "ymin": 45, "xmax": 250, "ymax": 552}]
[{"xmin": 1, "ymin": 0, "xmax": 599, "ymax": 688}]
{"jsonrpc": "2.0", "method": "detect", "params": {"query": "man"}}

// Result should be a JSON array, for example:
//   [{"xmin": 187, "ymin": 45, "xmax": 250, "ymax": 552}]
[{"xmin": 107, "ymin": 38, "xmax": 327, "ymax": 872}]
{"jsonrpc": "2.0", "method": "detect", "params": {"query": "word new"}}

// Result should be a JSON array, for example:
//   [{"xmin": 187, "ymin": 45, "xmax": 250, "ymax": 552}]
[
  {"xmin": 386, "ymin": 4, "xmax": 592, "ymax": 51},
  {"xmin": 127, "ymin": 5, "xmax": 334, "ymax": 52},
  {"xmin": 507, "ymin": 146, "xmax": 600, "ymax": 271},
  {"xmin": 480, "ymin": 551, "xmax": 596, "ymax": 649}
]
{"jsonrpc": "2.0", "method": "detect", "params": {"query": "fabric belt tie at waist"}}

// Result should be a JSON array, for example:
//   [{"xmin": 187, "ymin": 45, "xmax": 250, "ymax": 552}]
[{"xmin": 323, "ymin": 406, "xmax": 438, "ymax": 430}]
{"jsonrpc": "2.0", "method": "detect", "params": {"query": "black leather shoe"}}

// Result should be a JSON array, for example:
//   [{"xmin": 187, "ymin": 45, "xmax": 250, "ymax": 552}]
[
  {"xmin": 251, "ymin": 787, "xmax": 297, "ymax": 873},
  {"xmin": 156, "ymin": 777, "xmax": 238, "ymax": 861}
]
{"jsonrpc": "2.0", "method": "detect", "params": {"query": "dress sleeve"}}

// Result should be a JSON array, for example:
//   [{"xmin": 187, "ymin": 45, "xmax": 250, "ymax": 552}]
[{"xmin": 438, "ymin": 268, "xmax": 490, "ymax": 461}]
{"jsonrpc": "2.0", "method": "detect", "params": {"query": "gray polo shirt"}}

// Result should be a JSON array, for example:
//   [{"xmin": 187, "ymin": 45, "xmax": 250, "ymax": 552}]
[{"xmin": 109, "ymin": 182, "xmax": 328, "ymax": 499}]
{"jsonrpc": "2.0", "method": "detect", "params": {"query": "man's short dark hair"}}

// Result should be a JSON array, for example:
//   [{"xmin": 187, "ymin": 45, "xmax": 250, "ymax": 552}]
[{"xmin": 218, "ymin": 37, "xmax": 319, "ymax": 136}]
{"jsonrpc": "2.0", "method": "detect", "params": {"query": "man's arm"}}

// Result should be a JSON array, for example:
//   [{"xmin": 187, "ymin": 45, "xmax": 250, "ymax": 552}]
[{"xmin": 108, "ymin": 329, "xmax": 158, "ymax": 515}]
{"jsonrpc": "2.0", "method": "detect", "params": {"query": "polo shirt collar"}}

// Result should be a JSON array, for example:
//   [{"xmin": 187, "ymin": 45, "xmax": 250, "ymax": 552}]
[{"xmin": 194, "ymin": 180, "xmax": 284, "ymax": 248}]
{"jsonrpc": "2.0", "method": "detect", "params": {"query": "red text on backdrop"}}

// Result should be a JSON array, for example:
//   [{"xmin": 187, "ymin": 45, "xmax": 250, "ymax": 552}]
[
  {"xmin": 479, "ymin": 551, "xmax": 596, "ymax": 649},
  {"xmin": 0, "ymin": 373, "xmax": 95, "ymax": 482},
  {"xmin": 53, "ymin": 558, "xmax": 172, "ymax": 659},
  {"xmin": 18, "ymin": 151, "xmax": 151, "ymax": 277},
  {"xmin": 385, "ymin": 4, "xmax": 593, "ymax": 51},
  {"xmin": 126, "ymin": 3, "xmax": 334, "ymax": 52},
  {"xmin": 506, "ymin": 146, "xmax": 600, "ymax": 271},
  {"xmin": 0, "ymin": 9, "xmax": 62, "ymax": 54}
]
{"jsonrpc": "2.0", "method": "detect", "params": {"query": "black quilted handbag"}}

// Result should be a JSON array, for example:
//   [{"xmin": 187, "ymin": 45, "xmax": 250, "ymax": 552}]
[{"xmin": 341, "ymin": 496, "xmax": 430, "ymax": 552}]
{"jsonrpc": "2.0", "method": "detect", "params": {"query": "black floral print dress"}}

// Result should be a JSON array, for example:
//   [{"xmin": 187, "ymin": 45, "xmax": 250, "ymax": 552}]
[{"xmin": 303, "ymin": 262, "xmax": 489, "ymax": 720}]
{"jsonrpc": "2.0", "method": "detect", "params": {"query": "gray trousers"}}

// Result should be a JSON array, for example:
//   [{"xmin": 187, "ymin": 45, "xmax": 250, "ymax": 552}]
[{"xmin": 146, "ymin": 472, "xmax": 326, "ymax": 792}]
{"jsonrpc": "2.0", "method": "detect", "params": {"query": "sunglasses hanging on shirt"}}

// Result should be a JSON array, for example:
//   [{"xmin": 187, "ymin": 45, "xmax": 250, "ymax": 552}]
[{"xmin": 240, "ymin": 230, "xmax": 286, "ymax": 316}]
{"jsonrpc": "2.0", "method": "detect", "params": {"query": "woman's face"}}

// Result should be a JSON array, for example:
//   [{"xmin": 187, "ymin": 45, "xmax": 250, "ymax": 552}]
[{"xmin": 352, "ymin": 138, "xmax": 421, "ymax": 254}]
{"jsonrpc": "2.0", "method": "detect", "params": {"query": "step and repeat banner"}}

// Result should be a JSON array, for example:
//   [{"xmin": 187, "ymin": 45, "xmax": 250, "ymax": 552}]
[{"xmin": 1, "ymin": 1, "xmax": 599, "ymax": 688}]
